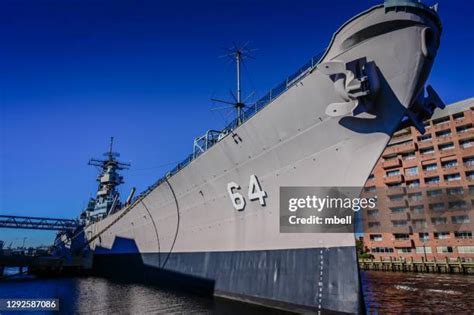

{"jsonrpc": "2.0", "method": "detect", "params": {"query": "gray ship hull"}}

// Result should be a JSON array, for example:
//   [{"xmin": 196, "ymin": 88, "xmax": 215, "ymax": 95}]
[
  {"xmin": 93, "ymin": 247, "xmax": 359, "ymax": 313},
  {"xmin": 82, "ymin": 2, "xmax": 442, "ymax": 313}
]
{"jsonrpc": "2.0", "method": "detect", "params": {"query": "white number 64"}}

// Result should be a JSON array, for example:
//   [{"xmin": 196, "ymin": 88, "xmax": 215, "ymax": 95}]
[{"xmin": 227, "ymin": 174, "xmax": 267, "ymax": 210}]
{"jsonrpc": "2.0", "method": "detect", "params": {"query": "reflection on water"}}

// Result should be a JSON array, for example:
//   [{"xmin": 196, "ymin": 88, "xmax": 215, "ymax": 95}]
[
  {"xmin": 2, "ymin": 268, "xmax": 474, "ymax": 314},
  {"xmin": 361, "ymin": 270, "xmax": 474, "ymax": 314},
  {"xmin": 0, "ymin": 268, "xmax": 290, "ymax": 314}
]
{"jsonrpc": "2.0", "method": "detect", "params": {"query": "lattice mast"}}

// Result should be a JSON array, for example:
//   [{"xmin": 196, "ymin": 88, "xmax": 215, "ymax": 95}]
[{"xmin": 87, "ymin": 137, "xmax": 130, "ymax": 220}]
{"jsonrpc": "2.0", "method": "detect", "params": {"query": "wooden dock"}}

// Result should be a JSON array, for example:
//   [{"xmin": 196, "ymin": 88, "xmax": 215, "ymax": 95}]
[{"xmin": 359, "ymin": 257, "xmax": 474, "ymax": 274}]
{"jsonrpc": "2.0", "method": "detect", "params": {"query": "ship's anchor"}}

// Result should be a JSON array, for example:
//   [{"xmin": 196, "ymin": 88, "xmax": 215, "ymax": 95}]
[
  {"xmin": 400, "ymin": 85, "xmax": 446, "ymax": 134},
  {"xmin": 317, "ymin": 58, "xmax": 380, "ymax": 117}
]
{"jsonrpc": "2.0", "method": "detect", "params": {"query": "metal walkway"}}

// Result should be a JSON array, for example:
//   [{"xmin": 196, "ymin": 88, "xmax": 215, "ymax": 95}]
[{"xmin": 0, "ymin": 215, "xmax": 78, "ymax": 231}]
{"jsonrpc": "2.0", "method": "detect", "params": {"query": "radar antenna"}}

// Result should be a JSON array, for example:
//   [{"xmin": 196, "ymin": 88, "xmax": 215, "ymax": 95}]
[
  {"xmin": 211, "ymin": 42, "xmax": 257, "ymax": 126},
  {"xmin": 85, "ymin": 137, "xmax": 130, "ymax": 221}
]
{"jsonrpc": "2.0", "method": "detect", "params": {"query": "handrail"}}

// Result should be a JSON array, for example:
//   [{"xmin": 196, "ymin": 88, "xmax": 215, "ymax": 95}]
[{"xmin": 128, "ymin": 51, "xmax": 324, "ymax": 206}]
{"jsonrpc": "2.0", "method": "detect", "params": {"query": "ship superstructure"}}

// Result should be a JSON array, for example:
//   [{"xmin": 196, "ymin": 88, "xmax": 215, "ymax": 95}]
[
  {"xmin": 64, "ymin": 1, "xmax": 445, "ymax": 313},
  {"xmin": 81, "ymin": 137, "xmax": 130, "ymax": 223}
]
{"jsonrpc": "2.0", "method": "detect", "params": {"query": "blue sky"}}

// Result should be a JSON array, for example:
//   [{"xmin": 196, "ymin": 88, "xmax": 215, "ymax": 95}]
[{"xmin": 1, "ymin": 0, "xmax": 473, "ymax": 247}]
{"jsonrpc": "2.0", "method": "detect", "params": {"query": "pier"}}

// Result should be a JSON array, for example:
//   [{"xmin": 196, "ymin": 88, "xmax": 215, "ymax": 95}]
[{"xmin": 359, "ymin": 257, "xmax": 474, "ymax": 274}]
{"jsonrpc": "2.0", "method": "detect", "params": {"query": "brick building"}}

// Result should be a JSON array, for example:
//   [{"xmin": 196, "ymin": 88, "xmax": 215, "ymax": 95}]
[{"xmin": 362, "ymin": 98, "xmax": 474, "ymax": 261}]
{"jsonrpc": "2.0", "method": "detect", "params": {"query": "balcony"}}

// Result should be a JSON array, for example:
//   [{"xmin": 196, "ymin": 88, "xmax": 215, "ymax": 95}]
[
  {"xmin": 390, "ymin": 211, "xmax": 410, "ymax": 221},
  {"xmin": 464, "ymin": 161, "xmax": 474, "ymax": 170},
  {"xmin": 410, "ymin": 211, "xmax": 428, "ymax": 220},
  {"xmin": 384, "ymin": 141, "xmax": 417, "ymax": 155},
  {"xmin": 393, "ymin": 240, "xmax": 413, "ymax": 248},
  {"xmin": 387, "ymin": 187, "xmax": 406, "ymax": 195},
  {"xmin": 458, "ymin": 131, "xmax": 474, "ymax": 141},
  {"xmin": 391, "ymin": 225, "xmax": 411, "ymax": 233},
  {"xmin": 384, "ymin": 174, "xmax": 404, "ymax": 185},
  {"xmin": 382, "ymin": 158, "xmax": 402, "ymax": 169},
  {"xmin": 436, "ymin": 135, "xmax": 454, "ymax": 144},
  {"xmin": 454, "ymin": 116, "xmax": 466, "ymax": 126},
  {"xmin": 388, "ymin": 198, "xmax": 408, "ymax": 208},
  {"xmin": 432, "ymin": 120, "xmax": 451, "ymax": 131},
  {"xmin": 408, "ymin": 197, "xmax": 424, "ymax": 206},
  {"xmin": 404, "ymin": 172, "xmax": 419, "ymax": 181},
  {"xmin": 418, "ymin": 140, "xmax": 434, "ymax": 149},
  {"xmin": 422, "ymin": 170, "xmax": 439, "ymax": 177},
  {"xmin": 442, "ymin": 165, "xmax": 459, "ymax": 172},
  {"xmin": 439, "ymin": 149, "xmax": 456, "ymax": 158}
]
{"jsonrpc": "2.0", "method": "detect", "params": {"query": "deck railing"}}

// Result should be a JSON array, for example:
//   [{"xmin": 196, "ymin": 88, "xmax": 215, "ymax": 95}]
[{"xmin": 130, "ymin": 52, "xmax": 324, "ymax": 205}]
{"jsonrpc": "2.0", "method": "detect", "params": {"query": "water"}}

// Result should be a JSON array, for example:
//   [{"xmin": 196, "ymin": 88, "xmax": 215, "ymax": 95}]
[
  {"xmin": 1, "ymin": 268, "xmax": 473, "ymax": 314},
  {"xmin": 0, "ymin": 268, "xmax": 288, "ymax": 314},
  {"xmin": 361, "ymin": 271, "xmax": 474, "ymax": 314}
]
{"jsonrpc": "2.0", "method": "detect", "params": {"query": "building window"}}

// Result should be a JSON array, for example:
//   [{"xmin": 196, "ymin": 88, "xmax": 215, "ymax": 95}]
[
  {"xmin": 391, "ymin": 207, "xmax": 408, "ymax": 213},
  {"xmin": 438, "ymin": 142, "xmax": 454, "ymax": 151},
  {"xmin": 442, "ymin": 160, "xmax": 458, "ymax": 169},
  {"xmin": 387, "ymin": 182, "xmax": 403, "ymax": 187},
  {"xmin": 467, "ymin": 171, "xmax": 474, "ymax": 180},
  {"xmin": 415, "ymin": 246, "xmax": 432, "ymax": 254},
  {"xmin": 386, "ymin": 169, "xmax": 401, "ymax": 177},
  {"xmin": 454, "ymin": 231, "xmax": 472, "ymax": 239},
  {"xmin": 452, "ymin": 215, "xmax": 470, "ymax": 224},
  {"xmin": 389, "ymin": 194, "xmax": 404, "ymax": 201},
  {"xmin": 371, "ymin": 247, "xmax": 394, "ymax": 253},
  {"xmin": 446, "ymin": 187, "xmax": 464, "ymax": 195},
  {"xmin": 368, "ymin": 174, "xmax": 375, "ymax": 180},
  {"xmin": 412, "ymin": 219, "xmax": 427, "ymax": 228},
  {"xmin": 397, "ymin": 247, "xmax": 412, "ymax": 253},
  {"xmin": 384, "ymin": 155, "xmax": 397, "ymax": 161},
  {"xmin": 460, "ymin": 139, "xmax": 474, "ymax": 149},
  {"xmin": 387, "ymin": 139, "xmax": 412, "ymax": 148},
  {"xmin": 425, "ymin": 176, "xmax": 440, "ymax": 184},
  {"xmin": 392, "ymin": 220, "xmax": 407, "ymax": 227},
  {"xmin": 393, "ymin": 233, "xmax": 410, "ymax": 240},
  {"xmin": 418, "ymin": 134, "xmax": 432, "ymax": 142},
  {"xmin": 436, "ymin": 246, "xmax": 454, "ymax": 253},
  {"xmin": 368, "ymin": 222, "xmax": 380, "ymax": 229},
  {"xmin": 431, "ymin": 217, "xmax": 447, "ymax": 225},
  {"xmin": 370, "ymin": 234, "xmax": 383, "ymax": 241},
  {"xmin": 453, "ymin": 112, "xmax": 464, "ymax": 120},
  {"xmin": 419, "ymin": 232, "xmax": 430, "ymax": 241},
  {"xmin": 444, "ymin": 173, "xmax": 461, "ymax": 182},
  {"xmin": 402, "ymin": 152, "xmax": 416, "ymax": 160},
  {"xmin": 411, "ymin": 205, "xmax": 424, "ymax": 213},
  {"xmin": 463, "ymin": 156, "xmax": 474, "ymax": 167},
  {"xmin": 407, "ymin": 180, "xmax": 420, "ymax": 188},
  {"xmin": 408, "ymin": 192, "xmax": 423, "ymax": 201},
  {"xmin": 423, "ymin": 163, "xmax": 438, "ymax": 172},
  {"xmin": 429, "ymin": 203, "xmax": 445, "ymax": 211},
  {"xmin": 469, "ymin": 185, "xmax": 474, "ymax": 195},
  {"xmin": 458, "ymin": 246, "xmax": 474, "ymax": 254},
  {"xmin": 433, "ymin": 117, "xmax": 450, "ymax": 126},
  {"xmin": 449, "ymin": 200, "xmax": 467, "ymax": 209},
  {"xmin": 436, "ymin": 129, "xmax": 452, "ymax": 138},
  {"xmin": 434, "ymin": 232, "xmax": 450, "ymax": 239},
  {"xmin": 456, "ymin": 124, "xmax": 472, "ymax": 133},
  {"xmin": 367, "ymin": 209, "xmax": 379, "ymax": 217},
  {"xmin": 420, "ymin": 147, "xmax": 435, "ymax": 155},
  {"xmin": 405, "ymin": 166, "xmax": 418, "ymax": 176},
  {"xmin": 427, "ymin": 189, "xmax": 443, "ymax": 197},
  {"xmin": 365, "ymin": 186, "xmax": 376, "ymax": 192}
]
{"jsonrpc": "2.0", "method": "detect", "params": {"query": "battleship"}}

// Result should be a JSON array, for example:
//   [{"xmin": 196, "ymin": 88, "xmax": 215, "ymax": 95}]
[{"xmin": 57, "ymin": 0, "xmax": 444, "ymax": 313}]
